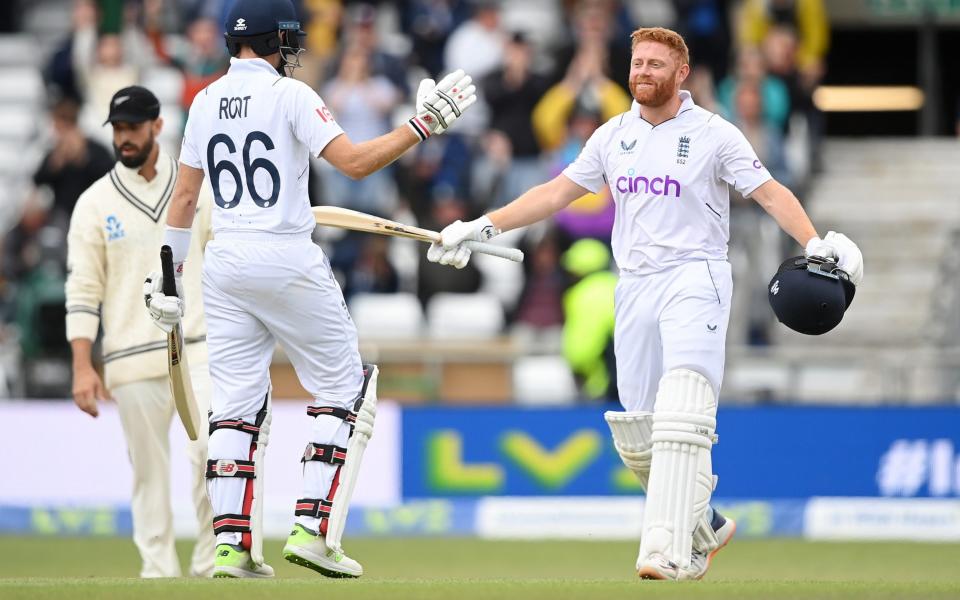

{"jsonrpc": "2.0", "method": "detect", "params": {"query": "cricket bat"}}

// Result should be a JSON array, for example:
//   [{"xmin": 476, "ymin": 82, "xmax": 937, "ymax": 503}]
[
  {"xmin": 160, "ymin": 245, "xmax": 201, "ymax": 441},
  {"xmin": 311, "ymin": 206, "xmax": 524, "ymax": 263}
]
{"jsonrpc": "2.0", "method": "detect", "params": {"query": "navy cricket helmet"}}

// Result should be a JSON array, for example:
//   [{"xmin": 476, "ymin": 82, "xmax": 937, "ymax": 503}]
[
  {"xmin": 224, "ymin": 0, "xmax": 306, "ymax": 73},
  {"xmin": 768, "ymin": 256, "xmax": 856, "ymax": 335}
]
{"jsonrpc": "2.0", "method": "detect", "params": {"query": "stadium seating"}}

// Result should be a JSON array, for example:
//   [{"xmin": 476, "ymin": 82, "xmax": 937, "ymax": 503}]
[
  {"xmin": 427, "ymin": 293, "xmax": 504, "ymax": 340},
  {"xmin": 350, "ymin": 292, "xmax": 425, "ymax": 339},
  {"xmin": 512, "ymin": 355, "xmax": 578, "ymax": 405}
]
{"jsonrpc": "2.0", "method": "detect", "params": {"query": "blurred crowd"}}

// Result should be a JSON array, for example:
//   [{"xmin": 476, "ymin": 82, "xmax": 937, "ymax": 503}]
[{"xmin": 2, "ymin": 0, "xmax": 829, "ymax": 399}]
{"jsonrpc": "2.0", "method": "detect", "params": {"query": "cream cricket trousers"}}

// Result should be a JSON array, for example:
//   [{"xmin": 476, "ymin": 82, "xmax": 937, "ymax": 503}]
[
  {"xmin": 111, "ymin": 359, "xmax": 215, "ymax": 577},
  {"xmin": 614, "ymin": 260, "xmax": 733, "ymax": 412}
]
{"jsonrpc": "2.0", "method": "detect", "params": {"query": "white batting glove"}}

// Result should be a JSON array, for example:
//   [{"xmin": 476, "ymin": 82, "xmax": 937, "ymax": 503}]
[
  {"xmin": 426, "ymin": 215, "xmax": 500, "ymax": 269},
  {"xmin": 805, "ymin": 231, "xmax": 863, "ymax": 286},
  {"xmin": 406, "ymin": 69, "xmax": 477, "ymax": 141},
  {"xmin": 143, "ymin": 271, "xmax": 184, "ymax": 333}
]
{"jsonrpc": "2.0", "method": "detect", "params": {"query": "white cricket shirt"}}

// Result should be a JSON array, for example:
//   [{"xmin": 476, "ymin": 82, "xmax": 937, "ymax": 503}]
[
  {"xmin": 180, "ymin": 58, "xmax": 344, "ymax": 235},
  {"xmin": 563, "ymin": 90, "xmax": 772, "ymax": 274}
]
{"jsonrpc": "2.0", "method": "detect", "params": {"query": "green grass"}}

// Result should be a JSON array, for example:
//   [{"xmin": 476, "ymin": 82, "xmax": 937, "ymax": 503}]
[{"xmin": 0, "ymin": 536, "xmax": 958, "ymax": 599}]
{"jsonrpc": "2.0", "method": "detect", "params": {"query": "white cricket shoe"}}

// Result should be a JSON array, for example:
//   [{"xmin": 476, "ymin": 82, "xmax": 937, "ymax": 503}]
[
  {"xmin": 637, "ymin": 511, "xmax": 736, "ymax": 581},
  {"xmin": 681, "ymin": 512, "xmax": 736, "ymax": 580},
  {"xmin": 282, "ymin": 523, "xmax": 363, "ymax": 578}
]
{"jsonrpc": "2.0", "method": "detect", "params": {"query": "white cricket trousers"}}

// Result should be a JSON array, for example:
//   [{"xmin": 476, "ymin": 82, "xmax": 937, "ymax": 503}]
[
  {"xmin": 614, "ymin": 260, "xmax": 733, "ymax": 412},
  {"xmin": 202, "ymin": 232, "xmax": 364, "ymax": 544},
  {"xmin": 111, "ymin": 360, "xmax": 215, "ymax": 578}
]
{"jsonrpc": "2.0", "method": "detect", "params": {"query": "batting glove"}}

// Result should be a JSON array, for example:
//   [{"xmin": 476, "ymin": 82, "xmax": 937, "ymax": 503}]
[
  {"xmin": 804, "ymin": 231, "xmax": 863, "ymax": 286},
  {"xmin": 426, "ymin": 215, "xmax": 500, "ymax": 269},
  {"xmin": 143, "ymin": 271, "xmax": 184, "ymax": 333},
  {"xmin": 407, "ymin": 69, "xmax": 477, "ymax": 141}
]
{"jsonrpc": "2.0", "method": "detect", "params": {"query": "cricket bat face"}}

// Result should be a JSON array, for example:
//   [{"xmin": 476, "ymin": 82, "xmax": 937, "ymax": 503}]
[{"xmin": 168, "ymin": 324, "xmax": 201, "ymax": 441}]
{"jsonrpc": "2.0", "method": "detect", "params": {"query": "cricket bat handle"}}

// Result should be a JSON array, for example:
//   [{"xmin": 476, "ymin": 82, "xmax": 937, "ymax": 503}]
[
  {"xmin": 461, "ymin": 240, "xmax": 524, "ymax": 263},
  {"xmin": 160, "ymin": 245, "xmax": 178, "ymax": 298}
]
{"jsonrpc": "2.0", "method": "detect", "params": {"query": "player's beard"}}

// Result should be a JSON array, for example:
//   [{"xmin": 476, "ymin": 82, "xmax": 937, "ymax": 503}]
[
  {"xmin": 114, "ymin": 134, "xmax": 154, "ymax": 169},
  {"xmin": 631, "ymin": 71, "xmax": 678, "ymax": 107}
]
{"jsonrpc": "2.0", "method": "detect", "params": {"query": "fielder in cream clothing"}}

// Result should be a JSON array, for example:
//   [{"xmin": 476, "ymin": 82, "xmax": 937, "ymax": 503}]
[
  {"xmin": 429, "ymin": 28, "xmax": 863, "ymax": 581},
  {"xmin": 66, "ymin": 86, "xmax": 215, "ymax": 578}
]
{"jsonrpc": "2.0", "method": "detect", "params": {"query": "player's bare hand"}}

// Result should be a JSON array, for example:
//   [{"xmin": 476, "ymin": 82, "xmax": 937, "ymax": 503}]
[
  {"xmin": 72, "ymin": 366, "xmax": 109, "ymax": 418},
  {"xmin": 407, "ymin": 69, "xmax": 478, "ymax": 140},
  {"xmin": 805, "ymin": 231, "xmax": 863, "ymax": 286}
]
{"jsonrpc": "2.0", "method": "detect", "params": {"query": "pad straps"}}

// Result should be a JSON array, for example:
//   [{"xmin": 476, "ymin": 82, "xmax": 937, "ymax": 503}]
[{"xmin": 213, "ymin": 513, "xmax": 251, "ymax": 535}]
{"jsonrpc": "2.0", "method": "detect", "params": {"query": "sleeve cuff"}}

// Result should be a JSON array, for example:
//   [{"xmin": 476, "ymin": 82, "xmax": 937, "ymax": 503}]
[
  {"xmin": 561, "ymin": 169, "xmax": 602, "ymax": 195},
  {"xmin": 163, "ymin": 226, "xmax": 193, "ymax": 265},
  {"xmin": 66, "ymin": 311, "xmax": 100, "ymax": 341}
]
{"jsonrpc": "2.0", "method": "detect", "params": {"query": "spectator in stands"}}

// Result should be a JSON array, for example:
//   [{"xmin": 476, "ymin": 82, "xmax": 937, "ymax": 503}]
[
  {"xmin": 401, "ymin": 0, "xmax": 469, "ymax": 76},
  {"xmin": 343, "ymin": 236, "xmax": 400, "ymax": 299},
  {"xmin": 554, "ymin": 0, "xmax": 633, "ymax": 95},
  {"xmin": 512, "ymin": 230, "xmax": 565, "ymax": 338},
  {"xmin": 561, "ymin": 238, "xmax": 617, "ymax": 401},
  {"xmin": 167, "ymin": 18, "xmax": 230, "ymax": 112},
  {"xmin": 322, "ymin": 48, "xmax": 401, "ymax": 215},
  {"xmin": 738, "ymin": 0, "xmax": 828, "ymax": 80},
  {"xmin": 417, "ymin": 192, "xmax": 483, "ymax": 307},
  {"xmin": 727, "ymin": 80, "xmax": 788, "ymax": 346},
  {"xmin": 44, "ymin": 0, "xmax": 99, "ymax": 103},
  {"xmin": 2, "ymin": 99, "xmax": 112, "ymax": 374},
  {"xmin": 72, "ymin": 8, "xmax": 157, "ymax": 143},
  {"xmin": 672, "ymin": 0, "xmax": 733, "ymax": 81},
  {"xmin": 475, "ymin": 32, "xmax": 551, "ymax": 207},
  {"xmin": 732, "ymin": 81, "xmax": 790, "ymax": 185},
  {"xmin": 444, "ymin": 0, "xmax": 504, "ymax": 83},
  {"xmin": 685, "ymin": 64, "xmax": 718, "ymax": 113},
  {"xmin": 761, "ymin": 25, "xmax": 822, "ymax": 171},
  {"xmin": 6, "ymin": 99, "xmax": 114, "ymax": 283},
  {"xmin": 328, "ymin": 3, "xmax": 410, "ymax": 97},
  {"xmin": 533, "ymin": 41, "xmax": 630, "ymax": 153},
  {"xmin": 533, "ymin": 43, "xmax": 629, "ymax": 245},
  {"xmin": 717, "ymin": 47, "xmax": 791, "ymax": 132}
]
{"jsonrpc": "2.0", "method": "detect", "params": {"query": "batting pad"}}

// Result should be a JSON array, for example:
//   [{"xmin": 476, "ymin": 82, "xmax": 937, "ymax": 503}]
[
  {"xmin": 638, "ymin": 369, "xmax": 717, "ymax": 571},
  {"xmin": 206, "ymin": 392, "xmax": 272, "ymax": 567},
  {"xmin": 326, "ymin": 365, "xmax": 378, "ymax": 553},
  {"xmin": 604, "ymin": 411, "xmax": 653, "ymax": 490}
]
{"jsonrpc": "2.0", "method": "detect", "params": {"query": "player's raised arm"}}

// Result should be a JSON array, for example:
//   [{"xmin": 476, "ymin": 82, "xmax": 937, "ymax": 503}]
[{"xmin": 320, "ymin": 70, "xmax": 477, "ymax": 180}]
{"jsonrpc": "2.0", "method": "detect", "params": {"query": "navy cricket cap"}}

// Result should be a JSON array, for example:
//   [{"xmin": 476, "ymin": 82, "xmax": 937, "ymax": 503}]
[
  {"xmin": 103, "ymin": 86, "xmax": 161, "ymax": 125},
  {"xmin": 768, "ymin": 256, "xmax": 856, "ymax": 335},
  {"xmin": 225, "ymin": 0, "xmax": 302, "ymax": 37}
]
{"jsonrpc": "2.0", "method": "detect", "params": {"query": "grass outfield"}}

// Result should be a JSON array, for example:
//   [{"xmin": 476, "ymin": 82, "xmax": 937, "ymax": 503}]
[{"xmin": 0, "ymin": 536, "xmax": 958, "ymax": 599}]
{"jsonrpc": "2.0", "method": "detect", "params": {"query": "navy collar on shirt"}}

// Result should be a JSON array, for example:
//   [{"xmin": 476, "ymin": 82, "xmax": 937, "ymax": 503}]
[{"xmin": 633, "ymin": 90, "xmax": 696, "ymax": 128}]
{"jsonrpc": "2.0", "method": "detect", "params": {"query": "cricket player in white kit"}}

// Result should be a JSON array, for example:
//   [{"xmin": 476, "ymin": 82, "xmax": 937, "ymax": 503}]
[
  {"xmin": 430, "ymin": 28, "xmax": 864, "ymax": 580},
  {"xmin": 142, "ymin": 0, "xmax": 477, "ymax": 579},
  {"xmin": 67, "ymin": 86, "xmax": 216, "ymax": 578}
]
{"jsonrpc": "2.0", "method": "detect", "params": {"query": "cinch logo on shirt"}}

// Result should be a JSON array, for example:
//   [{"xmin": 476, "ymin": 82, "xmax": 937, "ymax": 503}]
[{"xmin": 614, "ymin": 169, "xmax": 681, "ymax": 198}]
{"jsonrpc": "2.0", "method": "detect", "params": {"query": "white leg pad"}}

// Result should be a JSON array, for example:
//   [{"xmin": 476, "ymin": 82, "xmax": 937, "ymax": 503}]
[
  {"xmin": 249, "ymin": 403, "xmax": 270, "ymax": 566},
  {"xmin": 604, "ymin": 411, "xmax": 653, "ymax": 489},
  {"xmin": 325, "ymin": 365, "xmax": 378, "ymax": 553},
  {"xmin": 638, "ymin": 369, "xmax": 717, "ymax": 572}
]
